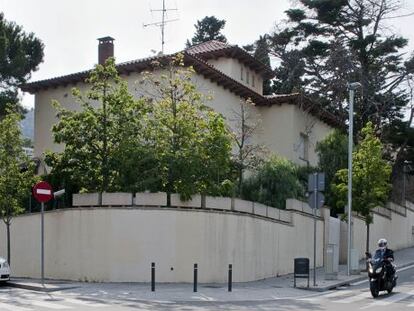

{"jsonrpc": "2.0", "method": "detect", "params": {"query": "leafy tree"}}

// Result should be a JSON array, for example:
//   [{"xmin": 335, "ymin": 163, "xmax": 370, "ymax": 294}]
[
  {"xmin": 139, "ymin": 55, "xmax": 233, "ymax": 201},
  {"xmin": 0, "ymin": 108, "xmax": 37, "ymax": 264},
  {"xmin": 315, "ymin": 129, "xmax": 348, "ymax": 215},
  {"xmin": 268, "ymin": 0, "xmax": 414, "ymax": 168},
  {"xmin": 241, "ymin": 156, "xmax": 303, "ymax": 209},
  {"xmin": 46, "ymin": 58, "xmax": 152, "ymax": 194},
  {"xmin": 332, "ymin": 122, "xmax": 391, "ymax": 253},
  {"xmin": 230, "ymin": 98, "xmax": 266, "ymax": 194},
  {"xmin": 186, "ymin": 16, "xmax": 227, "ymax": 47},
  {"xmin": 0, "ymin": 13, "xmax": 44, "ymax": 116}
]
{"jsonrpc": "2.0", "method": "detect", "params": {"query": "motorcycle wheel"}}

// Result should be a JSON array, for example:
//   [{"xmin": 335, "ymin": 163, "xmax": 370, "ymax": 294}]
[{"xmin": 370, "ymin": 282, "xmax": 379, "ymax": 298}]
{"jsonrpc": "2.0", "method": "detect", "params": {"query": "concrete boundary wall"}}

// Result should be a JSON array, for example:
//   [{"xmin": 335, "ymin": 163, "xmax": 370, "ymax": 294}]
[
  {"xmin": 339, "ymin": 202, "xmax": 414, "ymax": 264},
  {"xmin": 0, "ymin": 202, "xmax": 324, "ymax": 283}
]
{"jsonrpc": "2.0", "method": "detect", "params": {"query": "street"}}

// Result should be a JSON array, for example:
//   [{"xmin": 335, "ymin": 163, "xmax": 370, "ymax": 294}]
[{"xmin": 0, "ymin": 265, "xmax": 413, "ymax": 310}]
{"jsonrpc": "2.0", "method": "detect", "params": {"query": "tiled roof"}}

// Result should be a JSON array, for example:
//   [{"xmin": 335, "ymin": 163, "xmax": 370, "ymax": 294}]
[
  {"xmin": 20, "ymin": 40, "xmax": 342, "ymax": 128},
  {"xmin": 186, "ymin": 40, "xmax": 274, "ymax": 78},
  {"xmin": 186, "ymin": 40, "xmax": 231, "ymax": 55}
]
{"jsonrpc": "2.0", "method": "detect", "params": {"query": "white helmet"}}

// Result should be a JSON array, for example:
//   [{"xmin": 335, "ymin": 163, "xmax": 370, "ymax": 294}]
[{"xmin": 378, "ymin": 238, "xmax": 387, "ymax": 250}]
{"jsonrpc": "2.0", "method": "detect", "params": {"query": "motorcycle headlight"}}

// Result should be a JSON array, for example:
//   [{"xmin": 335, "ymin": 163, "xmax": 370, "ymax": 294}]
[
  {"xmin": 369, "ymin": 267, "xmax": 374, "ymax": 274},
  {"xmin": 375, "ymin": 267, "xmax": 383, "ymax": 274}
]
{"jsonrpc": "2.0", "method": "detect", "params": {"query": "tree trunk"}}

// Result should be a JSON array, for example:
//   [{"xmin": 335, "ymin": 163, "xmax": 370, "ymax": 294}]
[{"xmin": 6, "ymin": 222, "xmax": 10, "ymax": 265}]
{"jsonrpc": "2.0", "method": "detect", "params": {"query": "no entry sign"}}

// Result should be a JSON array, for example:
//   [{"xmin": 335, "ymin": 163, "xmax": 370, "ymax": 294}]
[{"xmin": 33, "ymin": 181, "xmax": 53, "ymax": 203}]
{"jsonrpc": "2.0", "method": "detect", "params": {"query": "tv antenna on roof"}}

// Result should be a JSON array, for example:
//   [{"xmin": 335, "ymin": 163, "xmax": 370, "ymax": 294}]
[{"xmin": 143, "ymin": 0, "xmax": 179, "ymax": 54}]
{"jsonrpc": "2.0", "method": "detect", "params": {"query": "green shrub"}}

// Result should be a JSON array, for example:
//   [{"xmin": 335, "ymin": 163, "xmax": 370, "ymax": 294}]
[{"xmin": 241, "ymin": 156, "xmax": 304, "ymax": 209}]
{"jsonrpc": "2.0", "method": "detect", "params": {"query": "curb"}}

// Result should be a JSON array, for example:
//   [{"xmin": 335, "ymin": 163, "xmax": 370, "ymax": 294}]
[
  {"xmin": 7, "ymin": 281, "xmax": 78, "ymax": 292},
  {"xmin": 7, "ymin": 261, "xmax": 414, "ymax": 296}
]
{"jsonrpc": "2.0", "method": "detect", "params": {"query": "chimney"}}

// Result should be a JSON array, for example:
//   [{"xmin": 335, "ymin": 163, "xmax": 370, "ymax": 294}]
[{"xmin": 98, "ymin": 36, "xmax": 115, "ymax": 65}]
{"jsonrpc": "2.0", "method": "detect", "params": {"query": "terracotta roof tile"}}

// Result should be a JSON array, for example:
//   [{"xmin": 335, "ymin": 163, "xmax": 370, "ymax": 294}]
[{"xmin": 186, "ymin": 40, "xmax": 233, "ymax": 55}]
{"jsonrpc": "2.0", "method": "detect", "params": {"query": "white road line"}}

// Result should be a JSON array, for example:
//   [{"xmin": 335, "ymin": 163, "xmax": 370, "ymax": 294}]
[
  {"xmin": 298, "ymin": 290, "xmax": 352, "ymax": 301},
  {"xmin": 61, "ymin": 297, "xmax": 108, "ymax": 307},
  {"xmin": 333, "ymin": 291, "xmax": 371, "ymax": 303},
  {"xmin": 29, "ymin": 299, "xmax": 72, "ymax": 309},
  {"xmin": 361, "ymin": 291, "xmax": 414, "ymax": 309},
  {"xmin": 0, "ymin": 302, "xmax": 33, "ymax": 311}
]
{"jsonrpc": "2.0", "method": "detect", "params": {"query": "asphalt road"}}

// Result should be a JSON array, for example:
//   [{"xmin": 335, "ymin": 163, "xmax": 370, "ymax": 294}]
[{"xmin": 0, "ymin": 265, "xmax": 413, "ymax": 310}]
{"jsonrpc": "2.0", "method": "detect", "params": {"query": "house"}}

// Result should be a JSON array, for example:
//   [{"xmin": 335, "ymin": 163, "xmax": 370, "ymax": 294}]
[{"xmin": 21, "ymin": 37, "xmax": 340, "ymax": 166}]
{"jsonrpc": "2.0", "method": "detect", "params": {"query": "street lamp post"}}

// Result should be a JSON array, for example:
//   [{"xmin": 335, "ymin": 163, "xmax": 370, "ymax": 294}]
[{"xmin": 347, "ymin": 82, "xmax": 361, "ymax": 276}]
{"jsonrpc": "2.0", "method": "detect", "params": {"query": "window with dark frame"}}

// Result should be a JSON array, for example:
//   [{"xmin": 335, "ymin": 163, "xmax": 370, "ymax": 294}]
[{"xmin": 299, "ymin": 133, "xmax": 309, "ymax": 162}]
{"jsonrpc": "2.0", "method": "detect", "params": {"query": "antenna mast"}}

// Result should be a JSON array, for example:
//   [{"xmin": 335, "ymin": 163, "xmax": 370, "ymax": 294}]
[{"xmin": 143, "ymin": 0, "xmax": 178, "ymax": 54}]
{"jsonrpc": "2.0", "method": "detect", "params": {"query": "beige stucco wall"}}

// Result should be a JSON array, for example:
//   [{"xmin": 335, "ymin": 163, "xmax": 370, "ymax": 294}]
[
  {"xmin": 257, "ymin": 104, "xmax": 332, "ymax": 166},
  {"xmin": 0, "ymin": 205, "xmax": 323, "ymax": 283},
  {"xmin": 206, "ymin": 57, "xmax": 263, "ymax": 94},
  {"xmin": 32, "ymin": 67, "xmax": 332, "ymax": 166}
]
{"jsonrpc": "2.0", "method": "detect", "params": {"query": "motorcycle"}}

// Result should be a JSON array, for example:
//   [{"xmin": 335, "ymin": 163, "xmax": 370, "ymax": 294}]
[{"xmin": 365, "ymin": 251, "xmax": 397, "ymax": 298}]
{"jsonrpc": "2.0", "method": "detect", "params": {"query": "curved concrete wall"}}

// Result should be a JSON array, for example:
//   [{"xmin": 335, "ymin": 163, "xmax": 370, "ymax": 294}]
[{"xmin": 0, "ymin": 207, "xmax": 323, "ymax": 283}]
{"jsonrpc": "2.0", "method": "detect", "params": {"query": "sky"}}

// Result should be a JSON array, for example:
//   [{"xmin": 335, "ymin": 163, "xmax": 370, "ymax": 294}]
[{"xmin": 1, "ymin": 0, "xmax": 414, "ymax": 109}]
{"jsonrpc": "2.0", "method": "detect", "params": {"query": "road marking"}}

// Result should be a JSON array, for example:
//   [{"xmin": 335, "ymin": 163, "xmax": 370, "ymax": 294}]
[
  {"xmin": 333, "ymin": 291, "xmax": 371, "ymax": 303},
  {"xmin": 298, "ymin": 290, "xmax": 352, "ymax": 301},
  {"xmin": 29, "ymin": 300, "xmax": 72, "ymax": 309},
  {"xmin": 0, "ymin": 302, "xmax": 33, "ymax": 311},
  {"xmin": 361, "ymin": 291, "xmax": 414, "ymax": 309},
  {"xmin": 61, "ymin": 297, "xmax": 108, "ymax": 307}
]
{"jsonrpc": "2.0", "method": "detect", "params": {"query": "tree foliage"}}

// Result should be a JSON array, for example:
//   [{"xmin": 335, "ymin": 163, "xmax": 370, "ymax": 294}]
[
  {"xmin": 332, "ymin": 122, "xmax": 391, "ymax": 224},
  {"xmin": 0, "ymin": 108, "xmax": 37, "ymax": 263},
  {"xmin": 46, "ymin": 58, "xmax": 152, "ymax": 193},
  {"xmin": 186, "ymin": 16, "xmax": 227, "ymax": 47},
  {"xmin": 269, "ymin": 0, "xmax": 414, "ymax": 168},
  {"xmin": 47, "ymin": 55, "xmax": 233, "ymax": 200},
  {"xmin": 241, "ymin": 156, "xmax": 304, "ymax": 209},
  {"xmin": 0, "ymin": 13, "xmax": 44, "ymax": 116},
  {"xmin": 138, "ymin": 55, "xmax": 233, "ymax": 199},
  {"xmin": 315, "ymin": 129, "xmax": 348, "ymax": 214}
]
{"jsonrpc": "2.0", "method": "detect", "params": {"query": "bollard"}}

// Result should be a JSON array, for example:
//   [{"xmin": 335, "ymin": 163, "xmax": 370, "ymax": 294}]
[
  {"xmin": 228, "ymin": 264, "xmax": 232, "ymax": 292},
  {"xmin": 151, "ymin": 262, "xmax": 155, "ymax": 292},
  {"xmin": 193, "ymin": 263, "xmax": 198, "ymax": 292}
]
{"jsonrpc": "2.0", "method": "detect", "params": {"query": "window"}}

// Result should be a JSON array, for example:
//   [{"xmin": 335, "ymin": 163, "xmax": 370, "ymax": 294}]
[
  {"xmin": 299, "ymin": 133, "xmax": 309, "ymax": 161},
  {"xmin": 246, "ymin": 70, "xmax": 250, "ymax": 84},
  {"xmin": 240, "ymin": 67, "xmax": 244, "ymax": 81}
]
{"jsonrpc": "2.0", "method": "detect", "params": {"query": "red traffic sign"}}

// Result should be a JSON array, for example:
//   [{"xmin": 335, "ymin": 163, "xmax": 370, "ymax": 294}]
[{"xmin": 33, "ymin": 181, "xmax": 53, "ymax": 203}]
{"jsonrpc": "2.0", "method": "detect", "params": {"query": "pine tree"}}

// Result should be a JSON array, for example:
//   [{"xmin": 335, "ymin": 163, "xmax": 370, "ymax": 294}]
[
  {"xmin": 0, "ymin": 13, "xmax": 44, "ymax": 116},
  {"xmin": 186, "ymin": 16, "xmax": 227, "ymax": 47}
]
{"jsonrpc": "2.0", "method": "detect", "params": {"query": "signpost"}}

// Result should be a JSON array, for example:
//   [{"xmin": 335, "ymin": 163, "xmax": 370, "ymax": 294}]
[
  {"xmin": 33, "ymin": 181, "xmax": 53, "ymax": 285},
  {"xmin": 307, "ymin": 172, "xmax": 325, "ymax": 287}
]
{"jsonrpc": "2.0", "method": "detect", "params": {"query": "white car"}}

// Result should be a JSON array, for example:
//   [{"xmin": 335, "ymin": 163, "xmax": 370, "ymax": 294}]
[{"xmin": 0, "ymin": 257, "xmax": 10, "ymax": 282}]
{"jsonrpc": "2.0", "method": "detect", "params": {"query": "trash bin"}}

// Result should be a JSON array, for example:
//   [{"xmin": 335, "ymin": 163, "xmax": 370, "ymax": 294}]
[{"xmin": 294, "ymin": 258, "xmax": 310, "ymax": 288}]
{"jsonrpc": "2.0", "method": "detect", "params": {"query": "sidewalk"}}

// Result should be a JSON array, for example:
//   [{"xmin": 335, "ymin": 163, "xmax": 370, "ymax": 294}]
[{"xmin": 8, "ymin": 247, "xmax": 414, "ymax": 303}]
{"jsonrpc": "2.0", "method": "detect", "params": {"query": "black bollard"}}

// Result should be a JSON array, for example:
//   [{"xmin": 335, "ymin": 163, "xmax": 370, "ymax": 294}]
[
  {"xmin": 151, "ymin": 262, "xmax": 155, "ymax": 292},
  {"xmin": 228, "ymin": 264, "xmax": 232, "ymax": 292},
  {"xmin": 193, "ymin": 263, "xmax": 198, "ymax": 292}
]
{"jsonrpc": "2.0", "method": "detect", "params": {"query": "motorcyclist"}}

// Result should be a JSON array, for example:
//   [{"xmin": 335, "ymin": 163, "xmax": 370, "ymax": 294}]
[{"xmin": 373, "ymin": 238, "xmax": 395, "ymax": 277}]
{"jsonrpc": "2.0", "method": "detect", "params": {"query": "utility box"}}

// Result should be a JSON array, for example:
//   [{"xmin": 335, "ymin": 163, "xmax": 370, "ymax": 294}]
[
  {"xmin": 325, "ymin": 244, "xmax": 339, "ymax": 280},
  {"xmin": 350, "ymin": 248, "xmax": 360, "ymax": 274}
]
